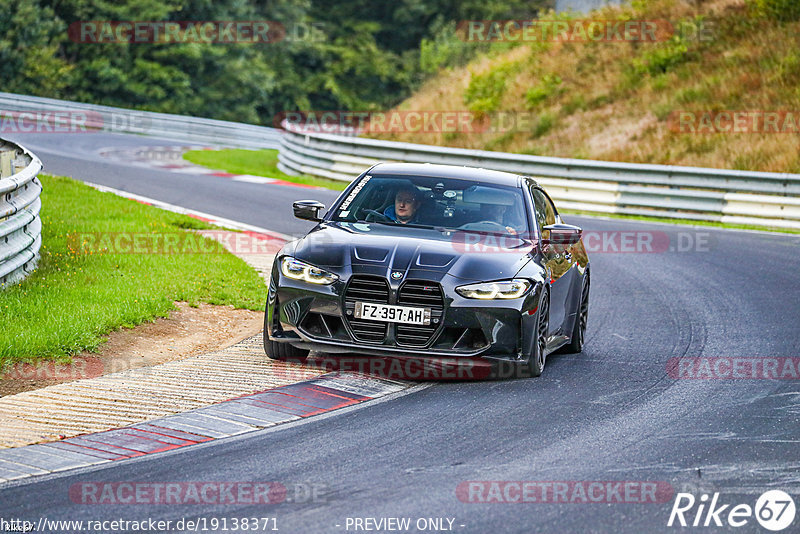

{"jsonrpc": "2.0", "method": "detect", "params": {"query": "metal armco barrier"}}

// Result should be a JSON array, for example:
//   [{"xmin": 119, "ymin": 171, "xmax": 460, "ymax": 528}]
[
  {"xmin": 278, "ymin": 121, "xmax": 800, "ymax": 229},
  {"xmin": 0, "ymin": 92, "xmax": 281, "ymax": 150},
  {"xmin": 0, "ymin": 139, "xmax": 43, "ymax": 288}
]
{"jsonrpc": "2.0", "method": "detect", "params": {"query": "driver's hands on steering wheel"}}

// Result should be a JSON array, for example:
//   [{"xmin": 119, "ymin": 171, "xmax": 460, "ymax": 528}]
[
  {"xmin": 479, "ymin": 220, "xmax": 518, "ymax": 235},
  {"xmin": 459, "ymin": 220, "xmax": 516, "ymax": 234},
  {"xmin": 362, "ymin": 208, "xmax": 391, "ymax": 222}
]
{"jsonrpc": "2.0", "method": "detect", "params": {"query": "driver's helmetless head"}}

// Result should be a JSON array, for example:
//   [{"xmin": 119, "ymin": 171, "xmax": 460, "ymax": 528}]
[
  {"xmin": 394, "ymin": 187, "xmax": 420, "ymax": 222},
  {"xmin": 483, "ymin": 203, "xmax": 505, "ymax": 220}
]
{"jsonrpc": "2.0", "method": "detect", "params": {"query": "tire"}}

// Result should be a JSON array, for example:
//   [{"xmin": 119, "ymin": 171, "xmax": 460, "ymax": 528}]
[
  {"xmin": 263, "ymin": 302, "xmax": 309, "ymax": 363},
  {"xmin": 563, "ymin": 272, "xmax": 590, "ymax": 354},
  {"xmin": 264, "ymin": 338, "xmax": 309, "ymax": 362},
  {"xmin": 520, "ymin": 288, "xmax": 549, "ymax": 378}
]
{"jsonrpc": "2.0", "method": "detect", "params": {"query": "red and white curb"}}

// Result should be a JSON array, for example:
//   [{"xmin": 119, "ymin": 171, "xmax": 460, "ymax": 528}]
[
  {"xmin": 97, "ymin": 145, "xmax": 323, "ymax": 189},
  {"xmin": 0, "ymin": 181, "xmax": 415, "ymax": 484},
  {"xmin": 0, "ymin": 374, "xmax": 410, "ymax": 483}
]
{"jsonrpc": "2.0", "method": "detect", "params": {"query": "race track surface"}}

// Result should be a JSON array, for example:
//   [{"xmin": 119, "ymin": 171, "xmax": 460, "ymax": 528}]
[{"xmin": 2, "ymin": 131, "xmax": 798, "ymax": 533}]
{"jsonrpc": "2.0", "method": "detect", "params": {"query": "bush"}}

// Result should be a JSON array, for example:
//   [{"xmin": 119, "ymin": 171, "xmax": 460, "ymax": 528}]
[
  {"xmin": 751, "ymin": 0, "xmax": 800, "ymax": 21},
  {"xmin": 532, "ymin": 112, "xmax": 554, "ymax": 138},
  {"xmin": 463, "ymin": 62, "xmax": 518, "ymax": 114},
  {"xmin": 420, "ymin": 22, "xmax": 485, "ymax": 73},
  {"xmin": 632, "ymin": 36, "xmax": 689, "ymax": 77},
  {"xmin": 525, "ymin": 74, "xmax": 563, "ymax": 110}
]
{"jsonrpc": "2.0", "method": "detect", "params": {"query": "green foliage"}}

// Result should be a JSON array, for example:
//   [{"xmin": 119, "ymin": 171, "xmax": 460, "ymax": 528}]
[
  {"xmin": 0, "ymin": 0, "xmax": 553, "ymax": 123},
  {"xmin": 751, "ymin": 0, "xmax": 800, "ymax": 21},
  {"xmin": 464, "ymin": 61, "xmax": 519, "ymax": 114},
  {"xmin": 561, "ymin": 94, "xmax": 586, "ymax": 115},
  {"xmin": 674, "ymin": 86, "xmax": 712, "ymax": 105},
  {"xmin": 732, "ymin": 148, "xmax": 772, "ymax": 170},
  {"xmin": 0, "ymin": 0, "xmax": 73, "ymax": 97},
  {"xmin": 532, "ymin": 112, "xmax": 554, "ymax": 138},
  {"xmin": 631, "ymin": 35, "xmax": 689, "ymax": 77},
  {"xmin": 420, "ymin": 22, "xmax": 485, "ymax": 73},
  {"xmin": 651, "ymin": 102, "xmax": 674, "ymax": 121},
  {"xmin": 770, "ymin": 49, "xmax": 800, "ymax": 87},
  {"xmin": 482, "ymin": 130, "xmax": 515, "ymax": 151},
  {"xmin": 525, "ymin": 74, "xmax": 562, "ymax": 110}
]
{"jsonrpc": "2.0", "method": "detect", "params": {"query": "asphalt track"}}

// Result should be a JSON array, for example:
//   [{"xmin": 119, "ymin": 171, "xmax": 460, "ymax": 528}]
[
  {"xmin": 9, "ymin": 132, "xmax": 335, "ymax": 237},
  {"xmin": 1, "ymin": 132, "xmax": 799, "ymax": 533}
]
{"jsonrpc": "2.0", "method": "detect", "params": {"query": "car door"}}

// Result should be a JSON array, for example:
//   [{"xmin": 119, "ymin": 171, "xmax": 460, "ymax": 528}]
[{"xmin": 530, "ymin": 186, "xmax": 573, "ymax": 335}]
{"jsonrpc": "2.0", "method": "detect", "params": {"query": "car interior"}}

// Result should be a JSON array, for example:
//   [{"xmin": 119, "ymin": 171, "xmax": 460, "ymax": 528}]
[{"xmin": 338, "ymin": 177, "xmax": 527, "ymax": 234}]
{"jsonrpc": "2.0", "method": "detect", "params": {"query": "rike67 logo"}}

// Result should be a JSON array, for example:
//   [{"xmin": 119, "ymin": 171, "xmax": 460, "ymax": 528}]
[{"xmin": 668, "ymin": 490, "xmax": 796, "ymax": 531}]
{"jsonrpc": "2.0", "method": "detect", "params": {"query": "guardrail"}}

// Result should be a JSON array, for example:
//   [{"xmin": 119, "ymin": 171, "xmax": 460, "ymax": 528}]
[
  {"xmin": 278, "ymin": 122, "xmax": 800, "ymax": 229},
  {"xmin": 0, "ymin": 139, "xmax": 43, "ymax": 288},
  {"xmin": 0, "ymin": 92, "xmax": 281, "ymax": 150}
]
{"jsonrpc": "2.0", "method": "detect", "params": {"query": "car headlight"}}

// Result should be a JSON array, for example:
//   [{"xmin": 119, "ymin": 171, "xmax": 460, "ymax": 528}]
[
  {"xmin": 455, "ymin": 279, "xmax": 532, "ymax": 299},
  {"xmin": 280, "ymin": 257, "xmax": 338, "ymax": 285}
]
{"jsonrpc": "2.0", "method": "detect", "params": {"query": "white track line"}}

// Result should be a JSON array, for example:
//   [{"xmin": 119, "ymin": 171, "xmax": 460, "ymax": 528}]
[{"xmin": 82, "ymin": 180, "xmax": 295, "ymax": 242}]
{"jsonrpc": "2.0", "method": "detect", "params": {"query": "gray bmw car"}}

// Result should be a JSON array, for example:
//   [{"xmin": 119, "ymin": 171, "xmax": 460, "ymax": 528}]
[{"xmin": 264, "ymin": 163, "xmax": 589, "ymax": 377}]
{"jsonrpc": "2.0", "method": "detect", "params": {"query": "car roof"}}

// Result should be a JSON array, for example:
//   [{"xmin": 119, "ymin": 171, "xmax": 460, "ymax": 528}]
[{"xmin": 368, "ymin": 162, "xmax": 526, "ymax": 187}]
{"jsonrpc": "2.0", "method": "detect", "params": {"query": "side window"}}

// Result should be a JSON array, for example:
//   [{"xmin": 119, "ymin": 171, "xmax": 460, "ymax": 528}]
[
  {"xmin": 530, "ymin": 188, "xmax": 550, "ymax": 233},
  {"xmin": 541, "ymin": 190, "xmax": 557, "ymax": 226}
]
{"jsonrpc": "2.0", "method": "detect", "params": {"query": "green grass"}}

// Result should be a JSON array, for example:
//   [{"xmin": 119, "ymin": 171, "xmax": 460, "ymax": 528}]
[
  {"xmin": 183, "ymin": 148, "xmax": 349, "ymax": 191},
  {"xmin": 0, "ymin": 174, "xmax": 267, "ymax": 366}
]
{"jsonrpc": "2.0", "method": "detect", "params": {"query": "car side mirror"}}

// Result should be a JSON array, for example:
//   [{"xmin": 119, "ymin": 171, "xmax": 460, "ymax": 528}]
[
  {"xmin": 542, "ymin": 223, "xmax": 582, "ymax": 246},
  {"xmin": 293, "ymin": 200, "xmax": 326, "ymax": 222}
]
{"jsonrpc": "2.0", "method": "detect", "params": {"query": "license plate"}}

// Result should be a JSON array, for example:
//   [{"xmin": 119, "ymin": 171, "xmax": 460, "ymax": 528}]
[{"xmin": 354, "ymin": 302, "xmax": 431, "ymax": 325}]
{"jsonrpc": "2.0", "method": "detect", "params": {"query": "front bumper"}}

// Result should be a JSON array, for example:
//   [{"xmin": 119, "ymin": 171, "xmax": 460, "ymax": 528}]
[{"xmin": 266, "ymin": 266, "xmax": 542, "ymax": 362}]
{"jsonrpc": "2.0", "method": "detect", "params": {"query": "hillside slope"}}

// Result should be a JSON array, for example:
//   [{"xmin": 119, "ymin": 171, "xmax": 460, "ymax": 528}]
[{"xmin": 371, "ymin": 0, "xmax": 800, "ymax": 174}]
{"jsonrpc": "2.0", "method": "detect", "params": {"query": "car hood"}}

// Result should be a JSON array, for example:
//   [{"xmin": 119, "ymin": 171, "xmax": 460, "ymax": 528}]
[{"xmin": 286, "ymin": 222, "xmax": 533, "ymax": 282}]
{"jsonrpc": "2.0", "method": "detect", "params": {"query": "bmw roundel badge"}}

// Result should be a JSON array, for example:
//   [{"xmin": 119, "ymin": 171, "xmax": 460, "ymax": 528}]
[{"xmin": 391, "ymin": 271, "xmax": 403, "ymax": 280}]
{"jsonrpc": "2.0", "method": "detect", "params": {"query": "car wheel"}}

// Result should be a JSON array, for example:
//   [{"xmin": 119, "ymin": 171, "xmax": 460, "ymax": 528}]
[
  {"xmin": 563, "ymin": 273, "xmax": 590, "ymax": 354},
  {"xmin": 263, "ymin": 302, "xmax": 309, "ymax": 363},
  {"xmin": 521, "ymin": 288, "xmax": 549, "ymax": 378}
]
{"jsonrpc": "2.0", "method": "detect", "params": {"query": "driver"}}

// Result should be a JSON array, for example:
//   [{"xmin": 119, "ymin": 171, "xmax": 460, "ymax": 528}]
[
  {"xmin": 481, "ymin": 203, "xmax": 519, "ymax": 235},
  {"xmin": 384, "ymin": 186, "xmax": 421, "ymax": 224}
]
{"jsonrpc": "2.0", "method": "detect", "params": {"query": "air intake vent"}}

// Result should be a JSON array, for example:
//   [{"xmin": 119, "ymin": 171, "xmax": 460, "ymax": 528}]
[
  {"xmin": 396, "ymin": 280, "xmax": 443, "ymax": 346},
  {"xmin": 344, "ymin": 276, "xmax": 389, "ymax": 342}
]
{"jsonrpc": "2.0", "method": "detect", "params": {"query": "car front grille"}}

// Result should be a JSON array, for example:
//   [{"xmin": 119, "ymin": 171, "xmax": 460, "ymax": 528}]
[
  {"xmin": 344, "ymin": 276, "xmax": 390, "ymax": 342},
  {"xmin": 343, "ymin": 276, "xmax": 444, "ymax": 346},
  {"xmin": 396, "ymin": 280, "xmax": 444, "ymax": 346}
]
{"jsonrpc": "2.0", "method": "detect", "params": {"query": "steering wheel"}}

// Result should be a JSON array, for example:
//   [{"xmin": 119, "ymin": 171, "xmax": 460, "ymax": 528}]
[
  {"xmin": 458, "ymin": 221, "xmax": 510, "ymax": 233},
  {"xmin": 362, "ymin": 208, "xmax": 391, "ymax": 222}
]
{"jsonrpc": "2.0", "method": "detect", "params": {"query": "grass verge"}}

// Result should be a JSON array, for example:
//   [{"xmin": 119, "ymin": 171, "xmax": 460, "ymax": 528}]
[
  {"xmin": 183, "ymin": 148, "xmax": 349, "ymax": 191},
  {"xmin": 0, "ymin": 174, "xmax": 267, "ymax": 366}
]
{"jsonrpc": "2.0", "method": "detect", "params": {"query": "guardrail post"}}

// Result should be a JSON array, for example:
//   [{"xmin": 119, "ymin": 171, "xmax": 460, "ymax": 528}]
[{"xmin": 0, "ymin": 149, "xmax": 14, "ymax": 178}]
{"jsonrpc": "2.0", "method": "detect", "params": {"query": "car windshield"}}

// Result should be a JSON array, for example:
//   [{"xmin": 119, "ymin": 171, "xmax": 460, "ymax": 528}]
[{"xmin": 331, "ymin": 175, "xmax": 529, "ymax": 236}]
